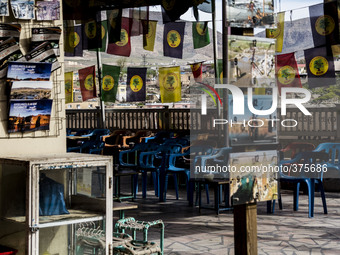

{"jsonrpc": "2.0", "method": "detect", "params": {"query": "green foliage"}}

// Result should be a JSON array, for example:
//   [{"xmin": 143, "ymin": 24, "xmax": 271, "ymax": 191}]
[
  {"xmin": 310, "ymin": 84, "xmax": 340, "ymax": 104},
  {"xmin": 133, "ymin": 78, "xmax": 139, "ymax": 88},
  {"xmin": 166, "ymin": 75, "xmax": 175, "ymax": 87},
  {"xmin": 319, "ymin": 17, "xmax": 330, "ymax": 30},
  {"xmin": 169, "ymin": 33, "xmax": 178, "ymax": 44},
  {"xmin": 281, "ymin": 69, "xmax": 290, "ymax": 80},
  {"xmin": 313, "ymin": 59, "xmax": 324, "ymax": 71}
]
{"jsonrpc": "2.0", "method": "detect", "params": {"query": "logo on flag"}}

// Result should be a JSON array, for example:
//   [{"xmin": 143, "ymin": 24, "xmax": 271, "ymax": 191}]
[
  {"xmin": 167, "ymin": 30, "xmax": 181, "ymax": 47},
  {"xmin": 130, "ymin": 75, "xmax": 143, "ymax": 92},
  {"xmin": 85, "ymin": 74, "xmax": 94, "ymax": 90},
  {"xmin": 102, "ymin": 75, "xmax": 114, "ymax": 91},
  {"xmin": 69, "ymin": 31, "xmax": 80, "ymax": 48},
  {"xmin": 315, "ymin": 15, "xmax": 335, "ymax": 36},
  {"xmin": 146, "ymin": 23, "xmax": 155, "ymax": 39},
  {"xmin": 196, "ymin": 23, "xmax": 207, "ymax": 35},
  {"xmin": 191, "ymin": 63, "xmax": 201, "ymax": 72},
  {"xmin": 101, "ymin": 25, "xmax": 106, "ymax": 39},
  {"xmin": 309, "ymin": 56, "xmax": 328, "ymax": 76},
  {"xmin": 109, "ymin": 10, "xmax": 120, "ymax": 28},
  {"xmin": 85, "ymin": 21, "xmax": 96, "ymax": 39},
  {"xmin": 163, "ymin": 73, "xmax": 179, "ymax": 91},
  {"xmin": 267, "ymin": 22, "xmax": 282, "ymax": 39},
  {"xmin": 116, "ymin": 29, "xmax": 129, "ymax": 46},
  {"xmin": 277, "ymin": 66, "xmax": 296, "ymax": 85}
]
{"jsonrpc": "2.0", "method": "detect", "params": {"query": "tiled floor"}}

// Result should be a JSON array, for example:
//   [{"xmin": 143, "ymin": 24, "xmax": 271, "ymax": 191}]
[{"xmin": 116, "ymin": 184, "xmax": 340, "ymax": 255}]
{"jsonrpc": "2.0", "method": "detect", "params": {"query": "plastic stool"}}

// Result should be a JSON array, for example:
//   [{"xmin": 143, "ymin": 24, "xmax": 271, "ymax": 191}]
[{"xmin": 115, "ymin": 217, "xmax": 164, "ymax": 255}]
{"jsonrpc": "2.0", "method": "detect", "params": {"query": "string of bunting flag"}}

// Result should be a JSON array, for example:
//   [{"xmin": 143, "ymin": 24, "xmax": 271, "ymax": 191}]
[{"xmin": 64, "ymin": 0, "xmax": 340, "ymax": 105}]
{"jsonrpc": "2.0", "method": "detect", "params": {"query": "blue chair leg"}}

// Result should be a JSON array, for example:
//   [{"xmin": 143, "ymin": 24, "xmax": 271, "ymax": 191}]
[
  {"xmin": 293, "ymin": 182, "xmax": 300, "ymax": 211},
  {"xmin": 198, "ymin": 182, "xmax": 202, "ymax": 212},
  {"xmin": 224, "ymin": 184, "xmax": 230, "ymax": 208},
  {"xmin": 173, "ymin": 173, "xmax": 179, "ymax": 200},
  {"xmin": 142, "ymin": 171, "xmax": 147, "ymax": 198},
  {"xmin": 318, "ymin": 180, "xmax": 327, "ymax": 214},
  {"xmin": 205, "ymin": 184, "xmax": 210, "ymax": 204},
  {"xmin": 152, "ymin": 172, "xmax": 159, "ymax": 197},
  {"xmin": 133, "ymin": 174, "xmax": 138, "ymax": 199},
  {"xmin": 305, "ymin": 179, "xmax": 313, "ymax": 218},
  {"xmin": 164, "ymin": 174, "xmax": 169, "ymax": 201},
  {"xmin": 267, "ymin": 200, "xmax": 273, "ymax": 213},
  {"xmin": 278, "ymin": 193, "xmax": 283, "ymax": 210}
]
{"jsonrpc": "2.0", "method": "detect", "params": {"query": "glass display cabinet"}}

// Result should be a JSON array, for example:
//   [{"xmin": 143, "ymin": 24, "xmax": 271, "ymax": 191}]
[{"xmin": 0, "ymin": 153, "xmax": 113, "ymax": 255}]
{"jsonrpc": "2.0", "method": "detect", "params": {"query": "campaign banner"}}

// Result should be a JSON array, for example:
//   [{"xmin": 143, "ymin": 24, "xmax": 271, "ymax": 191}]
[
  {"xmin": 65, "ymin": 71, "xmax": 73, "ymax": 104},
  {"xmin": 64, "ymin": 25, "xmax": 83, "ymax": 57},
  {"xmin": 79, "ymin": 65, "xmax": 96, "ymax": 101},
  {"xmin": 163, "ymin": 22, "xmax": 185, "ymax": 59},
  {"xmin": 159, "ymin": 66, "xmax": 181, "ymax": 103},
  {"xmin": 126, "ymin": 67, "xmax": 147, "ymax": 102}
]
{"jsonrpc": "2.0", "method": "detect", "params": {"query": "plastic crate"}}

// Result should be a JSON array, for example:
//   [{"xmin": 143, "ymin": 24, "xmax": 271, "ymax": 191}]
[{"xmin": 0, "ymin": 245, "xmax": 18, "ymax": 255}]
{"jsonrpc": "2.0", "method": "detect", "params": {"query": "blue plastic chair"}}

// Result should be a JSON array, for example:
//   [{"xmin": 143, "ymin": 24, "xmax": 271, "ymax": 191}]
[
  {"xmin": 193, "ymin": 147, "xmax": 233, "ymax": 214},
  {"xmin": 144, "ymin": 131, "xmax": 174, "ymax": 144},
  {"xmin": 119, "ymin": 143, "xmax": 159, "ymax": 198},
  {"xmin": 314, "ymin": 143, "xmax": 340, "ymax": 170},
  {"xmin": 278, "ymin": 151, "xmax": 329, "ymax": 218},
  {"xmin": 67, "ymin": 140, "xmax": 104, "ymax": 153},
  {"xmin": 140, "ymin": 144, "xmax": 184, "ymax": 201}
]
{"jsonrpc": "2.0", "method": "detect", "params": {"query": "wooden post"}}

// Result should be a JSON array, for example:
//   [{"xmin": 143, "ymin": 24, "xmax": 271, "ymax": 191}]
[
  {"xmin": 233, "ymin": 203, "xmax": 258, "ymax": 255},
  {"xmin": 335, "ymin": 104, "xmax": 340, "ymax": 141}
]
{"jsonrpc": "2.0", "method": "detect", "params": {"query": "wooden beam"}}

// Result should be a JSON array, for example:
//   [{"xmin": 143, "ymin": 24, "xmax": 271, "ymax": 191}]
[{"xmin": 233, "ymin": 203, "xmax": 258, "ymax": 255}]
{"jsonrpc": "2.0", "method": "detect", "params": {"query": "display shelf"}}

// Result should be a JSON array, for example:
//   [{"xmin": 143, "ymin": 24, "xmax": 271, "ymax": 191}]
[
  {"xmin": 4, "ymin": 209, "xmax": 105, "ymax": 228},
  {"xmin": 0, "ymin": 153, "xmax": 113, "ymax": 255}
]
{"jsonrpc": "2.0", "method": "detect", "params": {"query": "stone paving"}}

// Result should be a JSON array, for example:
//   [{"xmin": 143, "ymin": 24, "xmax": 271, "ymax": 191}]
[{"xmin": 116, "ymin": 186, "xmax": 340, "ymax": 255}]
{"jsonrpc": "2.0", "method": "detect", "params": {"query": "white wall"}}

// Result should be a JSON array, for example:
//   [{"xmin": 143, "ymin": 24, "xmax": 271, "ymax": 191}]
[{"xmin": 0, "ymin": 13, "xmax": 66, "ymax": 156}]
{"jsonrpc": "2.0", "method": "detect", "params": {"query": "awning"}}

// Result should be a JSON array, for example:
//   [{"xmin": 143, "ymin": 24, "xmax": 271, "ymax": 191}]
[{"xmin": 63, "ymin": 0, "xmax": 207, "ymax": 20}]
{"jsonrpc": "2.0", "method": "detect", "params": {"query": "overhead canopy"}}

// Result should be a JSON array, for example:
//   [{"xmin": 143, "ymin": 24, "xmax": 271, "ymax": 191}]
[{"xmin": 63, "ymin": 0, "xmax": 207, "ymax": 20}]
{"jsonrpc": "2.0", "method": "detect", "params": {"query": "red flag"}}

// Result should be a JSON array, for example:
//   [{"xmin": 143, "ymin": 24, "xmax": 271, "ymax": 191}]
[
  {"xmin": 190, "ymin": 62, "xmax": 203, "ymax": 82},
  {"xmin": 276, "ymin": 53, "xmax": 301, "ymax": 94},
  {"xmin": 107, "ymin": 17, "xmax": 131, "ymax": 57},
  {"xmin": 79, "ymin": 66, "xmax": 97, "ymax": 101}
]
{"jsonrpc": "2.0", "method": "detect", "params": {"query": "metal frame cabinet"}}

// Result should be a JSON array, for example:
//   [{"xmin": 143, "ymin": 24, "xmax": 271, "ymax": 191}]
[{"xmin": 0, "ymin": 153, "xmax": 113, "ymax": 255}]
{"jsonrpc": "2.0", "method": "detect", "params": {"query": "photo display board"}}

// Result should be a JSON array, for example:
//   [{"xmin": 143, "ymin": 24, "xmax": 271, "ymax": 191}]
[{"xmin": 229, "ymin": 150, "xmax": 278, "ymax": 205}]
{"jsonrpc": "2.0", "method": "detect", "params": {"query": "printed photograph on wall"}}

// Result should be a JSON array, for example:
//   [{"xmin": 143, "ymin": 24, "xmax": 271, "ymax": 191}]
[
  {"xmin": 10, "ymin": 81, "xmax": 52, "ymax": 100},
  {"xmin": 25, "ymin": 42, "xmax": 60, "ymax": 71},
  {"xmin": 36, "ymin": 0, "xmax": 60, "ymax": 21},
  {"xmin": 31, "ymin": 27, "xmax": 61, "ymax": 56},
  {"xmin": 10, "ymin": 0, "xmax": 35, "ymax": 19},
  {"xmin": 229, "ymin": 150, "xmax": 278, "ymax": 205},
  {"xmin": 0, "ymin": 0, "xmax": 9, "ymax": 16},
  {"xmin": 8, "ymin": 99, "xmax": 53, "ymax": 133},
  {"xmin": 228, "ymin": 95, "xmax": 278, "ymax": 146},
  {"xmin": 0, "ymin": 37, "xmax": 23, "ymax": 78},
  {"xmin": 227, "ymin": 0, "xmax": 275, "ymax": 28},
  {"xmin": 227, "ymin": 35, "xmax": 276, "ymax": 87},
  {"xmin": 7, "ymin": 62, "xmax": 52, "ymax": 81}
]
